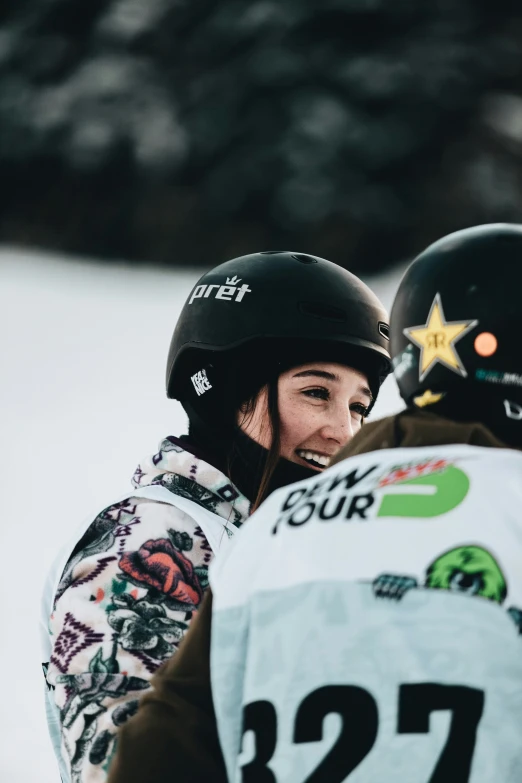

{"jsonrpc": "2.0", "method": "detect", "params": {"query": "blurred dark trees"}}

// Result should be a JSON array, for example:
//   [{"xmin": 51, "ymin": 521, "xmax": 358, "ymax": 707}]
[{"xmin": 0, "ymin": 0, "xmax": 521, "ymax": 271}]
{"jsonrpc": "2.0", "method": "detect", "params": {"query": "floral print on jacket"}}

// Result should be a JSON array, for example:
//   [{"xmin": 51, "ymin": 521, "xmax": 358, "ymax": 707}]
[{"xmin": 44, "ymin": 437, "xmax": 250, "ymax": 783}]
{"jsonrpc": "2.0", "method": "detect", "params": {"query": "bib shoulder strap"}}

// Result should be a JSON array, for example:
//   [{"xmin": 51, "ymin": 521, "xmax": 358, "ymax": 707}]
[{"xmin": 130, "ymin": 485, "xmax": 236, "ymax": 555}]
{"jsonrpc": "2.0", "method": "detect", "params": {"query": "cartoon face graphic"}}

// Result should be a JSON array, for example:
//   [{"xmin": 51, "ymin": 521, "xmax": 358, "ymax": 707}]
[
  {"xmin": 426, "ymin": 546, "xmax": 507, "ymax": 603},
  {"xmin": 373, "ymin": 546, "xmax": 522, "ymax": 632}
]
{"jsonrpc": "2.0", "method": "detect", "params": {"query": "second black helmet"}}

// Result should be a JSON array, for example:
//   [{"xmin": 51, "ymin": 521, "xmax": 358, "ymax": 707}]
[{"xmin": 391, "ymin": 223, "xmax": 522, "ymax": 443}]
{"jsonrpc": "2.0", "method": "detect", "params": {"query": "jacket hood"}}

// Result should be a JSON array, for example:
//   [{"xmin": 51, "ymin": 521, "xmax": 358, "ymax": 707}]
[{"xmin": 332, "ymin": 409, "xmax": 509, "ymax": 465}]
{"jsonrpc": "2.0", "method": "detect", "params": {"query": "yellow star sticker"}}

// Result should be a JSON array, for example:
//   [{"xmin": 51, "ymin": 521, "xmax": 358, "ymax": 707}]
[{"xmin": 404, "ymin": 293, "xmax": 478, "ymax": 382}]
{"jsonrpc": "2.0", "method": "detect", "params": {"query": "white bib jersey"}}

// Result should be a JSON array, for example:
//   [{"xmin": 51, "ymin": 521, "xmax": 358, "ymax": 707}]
[{"xmin": 210, "ymin": 444, "xmax": 522, "ymax": 783}]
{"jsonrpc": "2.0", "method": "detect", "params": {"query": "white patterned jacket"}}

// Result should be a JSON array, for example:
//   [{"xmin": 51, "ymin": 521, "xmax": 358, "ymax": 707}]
[{"xmin": 41, "ymin": 436, "xmax": 250, "ymax": 783}]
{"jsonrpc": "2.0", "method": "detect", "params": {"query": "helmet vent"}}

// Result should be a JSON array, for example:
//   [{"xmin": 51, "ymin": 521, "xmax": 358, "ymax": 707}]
[
  {"xmin": 260, "ymin": 250, "xmax": 285, "ymax": 255},
  {"xmin": 299, "ymin": 301, "xmax": 347, "ymax": 322},
  {"xmin": 378, "ymin": 322, "xmax": 390, "ymax": 340},
  {"xmin": 292, "ymin": 253, "xmax": 318, "ymax": 264}
]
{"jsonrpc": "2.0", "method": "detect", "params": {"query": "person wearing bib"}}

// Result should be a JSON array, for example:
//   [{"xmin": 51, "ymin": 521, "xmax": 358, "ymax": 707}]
[
  {"xmin": 41, "ymin": 251, "xmax": 391, "ymax": 783},
  {"xmin": 108, "ymin": 225, "xmax": 522, "ymax": 783}
]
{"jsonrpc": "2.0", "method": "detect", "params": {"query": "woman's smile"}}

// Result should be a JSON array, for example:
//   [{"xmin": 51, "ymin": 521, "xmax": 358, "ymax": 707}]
[{"xmin": 294, "ymin": 449, "xmax": 332, "ymax": 470}]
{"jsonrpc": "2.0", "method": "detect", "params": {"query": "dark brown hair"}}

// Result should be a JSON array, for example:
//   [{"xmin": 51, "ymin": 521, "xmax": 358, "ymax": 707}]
[
  {"xmin": 235, "ymin": 375, "xmax": 282, "ymax": 512},
  {"xmin": 252, "ymin": 377, "xmax": 281, "ymax": 511}
]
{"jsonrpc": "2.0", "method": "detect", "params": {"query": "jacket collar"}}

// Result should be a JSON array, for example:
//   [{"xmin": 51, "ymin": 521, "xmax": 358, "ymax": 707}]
[
  {"xmin": 131, "ymin": 436, "xmax": 251, "ymax": 528},
  {"xmin": 332, "ymin": 409, "xmax": 510, "ymax": 465}
]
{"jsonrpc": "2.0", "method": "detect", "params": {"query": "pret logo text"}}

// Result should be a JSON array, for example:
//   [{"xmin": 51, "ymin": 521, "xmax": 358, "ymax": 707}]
[{"xmin": 189, "ymin": 276, "xmax": 252, "ymax": 305}]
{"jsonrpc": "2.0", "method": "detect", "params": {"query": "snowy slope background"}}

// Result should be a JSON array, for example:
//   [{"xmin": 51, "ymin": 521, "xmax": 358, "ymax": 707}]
[{"xmin": 1, "ymin": 249, "xmax": 404, "ymax": 782}]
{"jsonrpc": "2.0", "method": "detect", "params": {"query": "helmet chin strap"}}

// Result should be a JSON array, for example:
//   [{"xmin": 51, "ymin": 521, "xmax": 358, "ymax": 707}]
[{"xmin": 232, "ymin": 428, "xmax": 318, "ymax": 500}]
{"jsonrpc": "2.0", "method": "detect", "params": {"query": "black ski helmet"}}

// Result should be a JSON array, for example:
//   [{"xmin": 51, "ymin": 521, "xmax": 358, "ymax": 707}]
[
  {"xmin": 391, "ymin": 223, "xmax": 522, "ymax": 442},
  {"xmin": 166, "ymin": 251, "xmax": 391, "ymax": 427}
]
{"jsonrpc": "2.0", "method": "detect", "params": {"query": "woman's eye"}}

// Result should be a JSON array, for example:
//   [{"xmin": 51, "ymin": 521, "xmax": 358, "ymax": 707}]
[
  {"xmin": 303, "ymin": 387, "xmax": 330, "ymax": 401},
  {"xmin": 350, "ymin": 402, "xmax": 369, "ymax": 419}
]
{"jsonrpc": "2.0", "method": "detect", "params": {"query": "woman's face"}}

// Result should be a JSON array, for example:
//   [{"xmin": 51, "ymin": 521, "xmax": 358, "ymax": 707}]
[{"xmin": 239, "ymin": 361, "xmax": 372, "ymax": 471}]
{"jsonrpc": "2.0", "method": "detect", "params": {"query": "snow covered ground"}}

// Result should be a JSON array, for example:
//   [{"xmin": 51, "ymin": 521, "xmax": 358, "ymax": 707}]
[{"xmin": 1, "ymin": 247, "xmax": 404, "ymax": 782}]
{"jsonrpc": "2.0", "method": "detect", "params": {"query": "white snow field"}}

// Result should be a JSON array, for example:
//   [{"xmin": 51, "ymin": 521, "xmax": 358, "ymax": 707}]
[{"xmin": 0, "ymin": 247, "xmax": 404, "ymax": 782}]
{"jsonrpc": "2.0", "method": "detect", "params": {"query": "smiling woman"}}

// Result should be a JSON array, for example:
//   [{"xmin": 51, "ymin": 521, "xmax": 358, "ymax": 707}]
[
  {"xmin": 235, "ymin": 357, "xmax": 378, "ymax": 511},
  {"xmin": 241, "ymin": 363, "xmax": 372, "ymax": 471},
  {"xmin": 42, "ymin": 251, "xmax": 391, "ymax": 783}
]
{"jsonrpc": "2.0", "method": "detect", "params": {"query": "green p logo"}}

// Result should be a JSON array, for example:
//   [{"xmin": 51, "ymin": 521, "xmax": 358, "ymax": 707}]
[{"xmin": 377, "ymin": 465, "xmax": 469, "ymax": 518}]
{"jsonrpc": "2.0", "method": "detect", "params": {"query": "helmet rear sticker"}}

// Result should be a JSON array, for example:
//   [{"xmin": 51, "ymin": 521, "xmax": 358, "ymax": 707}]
[
  {"xmin": 476, "ymin": 369, "xmax": 522, "ymax": 388},
  {"xmin": 191, "ymin": 368, "xmax": 212, "ymax": 396},
  {"xmin": 392, "ymin": 344, "xmax": 415, "ymax": 380},
  {"xmin": 413, "ymin": 390, "xmax": 445, "ymax": 408},
  {"xmin": 403, "ymin": 293, "xmax": 478, "ymax": 382},
  {"xmin": 504, "ymin": 400, "xmax": 522, "ymax": 421},
  {"xmin": 474, "ymin": 332, "xmax": 498, "ymax": 357}
]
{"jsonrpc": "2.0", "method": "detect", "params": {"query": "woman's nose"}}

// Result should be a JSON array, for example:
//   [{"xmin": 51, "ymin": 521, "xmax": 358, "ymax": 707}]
[{"xmin": 320, "ymin": 403, "xmax": 354, "ymax": 445}]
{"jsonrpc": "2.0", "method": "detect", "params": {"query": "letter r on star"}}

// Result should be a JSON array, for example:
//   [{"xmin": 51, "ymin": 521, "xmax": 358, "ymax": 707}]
[{"xmin": 404, "ymin": 293, "xmax": 478, "ymax": 381}]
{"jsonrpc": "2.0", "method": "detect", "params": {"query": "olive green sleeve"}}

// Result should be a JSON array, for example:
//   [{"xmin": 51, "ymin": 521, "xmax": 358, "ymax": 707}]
[{"xmin": 107, "ymin": 590, "xmax": 228, "ymax": 783}]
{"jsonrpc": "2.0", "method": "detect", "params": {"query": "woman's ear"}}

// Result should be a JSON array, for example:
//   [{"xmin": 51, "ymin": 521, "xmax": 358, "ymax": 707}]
[
  {"xmin": 236, "ymin": 400, "xmax": 251, "ymax": 426},
  {"xmin": 237, "ymin": 385, "xmax": 269, "ymax": 439},
  {"xmin": 237, "ymin": 399, "xmax": 255, "ymax": 430}
]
